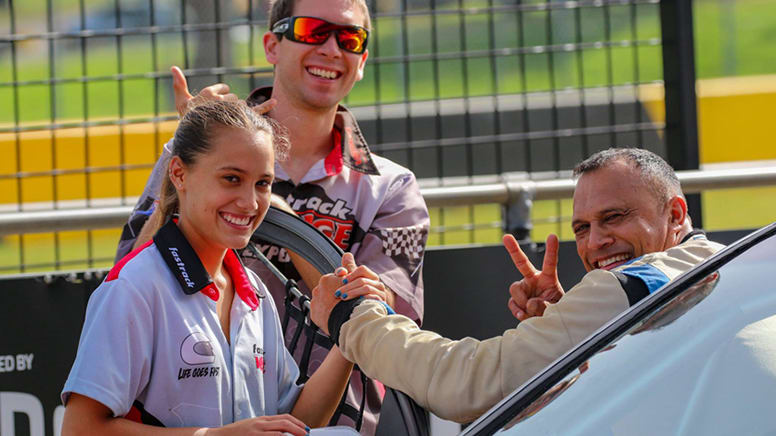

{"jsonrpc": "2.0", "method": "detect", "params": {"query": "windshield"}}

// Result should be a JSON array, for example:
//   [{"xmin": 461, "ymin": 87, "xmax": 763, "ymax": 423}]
[{"xmin": 495, "ymin": 232, "xmax": 776, "ymax": 435}]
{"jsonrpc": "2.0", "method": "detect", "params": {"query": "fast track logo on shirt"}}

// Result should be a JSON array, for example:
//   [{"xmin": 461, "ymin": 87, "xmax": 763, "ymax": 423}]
[
  {"xmin": 169, "ymin": 247, "xmax": 196, "ymax": 288},
  {"xmin": 253, "ymin": 344, "xmax": 266, "ymax": 374},
  {"xmin": 178, "ymin": 332, "xmax": 221, "ymax": 380},
  {"xmin": 180, "ymin": 332, "xmax": 215, "ymax": 365}
]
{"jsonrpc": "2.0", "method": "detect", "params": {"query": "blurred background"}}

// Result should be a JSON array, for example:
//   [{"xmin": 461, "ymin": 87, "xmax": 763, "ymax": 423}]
[{"xmin": 1, "ymin": 0, "xmax": 775, "ymax": 274}]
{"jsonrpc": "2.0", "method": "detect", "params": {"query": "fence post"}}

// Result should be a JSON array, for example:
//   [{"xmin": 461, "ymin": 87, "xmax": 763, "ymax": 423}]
[
  {"xmin": 504, "ymin": 186, "xmax": 535, "ymax": 242},
  {"xmin": 660, "ymin": 0, "xmax": 703, "ymax": 227}
]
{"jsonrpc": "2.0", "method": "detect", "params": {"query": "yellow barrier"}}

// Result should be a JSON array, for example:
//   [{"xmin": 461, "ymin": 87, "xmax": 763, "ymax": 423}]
[
  {"xmin": 2, "ymin": 75, "xmax": 775, "ymax": 205},
  {"xmin": 696, "ymin": 75, "xmax": 776, "ymax": 163},
  {"xmin": 0, "ymin": 121, "xmax": 177, "ymax": 204},
  {"xmin": 639, "ymin": 74, "xmax": 776, "ymax": 164}
]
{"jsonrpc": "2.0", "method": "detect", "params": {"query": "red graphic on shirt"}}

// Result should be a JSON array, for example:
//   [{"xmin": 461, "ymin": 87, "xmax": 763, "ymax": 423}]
[
  {"xmin": 297, "ymin": 211, "xmax": 354, "ymax": 250},
  {"xmin": 255, "ymin": 356, "xmax": 265, "ymax": 374},
  {"xmin": 345, "ymin": 127, "xmax": 365, "ymax": 166},
  {"xmin": 325, "ymin": 130, "xmax": 344, "ymax": 176}
]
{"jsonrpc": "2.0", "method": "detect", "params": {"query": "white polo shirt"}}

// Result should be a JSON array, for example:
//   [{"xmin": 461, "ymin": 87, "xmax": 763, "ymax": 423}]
[{"xmin": 62, "ymin": 220, "xmax": 302, "ymax": 427}]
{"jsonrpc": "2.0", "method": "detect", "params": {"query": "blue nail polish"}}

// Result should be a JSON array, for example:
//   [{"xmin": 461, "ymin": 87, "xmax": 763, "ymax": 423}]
[
  {"xmin": 343, "ymin": 278, "xmax": 348, "ymax": 284},
  {"xmin": 342, "ymin": 293, "xmax": 348, "ymax": 299},
  {"xmin": 334, "ymin": 290, "xmax": 341, "ymax": 297},
  {"xmin": 306, "ymin": 426, "xmax": 311, "ymax": 432}
]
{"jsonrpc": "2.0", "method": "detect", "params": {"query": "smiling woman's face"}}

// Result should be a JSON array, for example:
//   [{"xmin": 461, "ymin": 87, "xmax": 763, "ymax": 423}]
[
  {"xmin": 571, "ymin": 160, "xmax": 673, "ymax": 272},
  {"xmin": 172, "ymin": 126, "xmax": 275, "ymax": 255}
]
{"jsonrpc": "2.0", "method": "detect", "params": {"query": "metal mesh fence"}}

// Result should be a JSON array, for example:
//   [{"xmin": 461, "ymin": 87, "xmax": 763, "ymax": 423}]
[{"xmin": 0, "ymin": 0, "xmax": 669, "ymax": 273}]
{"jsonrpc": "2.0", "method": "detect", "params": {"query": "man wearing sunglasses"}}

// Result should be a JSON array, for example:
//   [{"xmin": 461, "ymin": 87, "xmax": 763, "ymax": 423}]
[{"xmin": 116, "ymin": 0, "xmax": 429, "ymax": 434}]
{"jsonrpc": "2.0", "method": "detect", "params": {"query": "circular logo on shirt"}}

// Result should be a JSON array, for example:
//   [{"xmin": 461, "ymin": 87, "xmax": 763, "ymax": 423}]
[{"xmin": 180, "ymin": 332, "xmax": 215, "ymax": 365}]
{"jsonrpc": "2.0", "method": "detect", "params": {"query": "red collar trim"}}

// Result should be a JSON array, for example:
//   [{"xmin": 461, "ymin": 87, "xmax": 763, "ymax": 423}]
[
  {"xmin": 245, "ymin": 86, "xmax": 380, "ymax": 176},
  {"xmin": 106, "ymin": 240, "xmax": 154, "ymax": 282},
  {"xmin": 224, "ymin": 249, "xmax": 260, "ymax": 310},
  {"xmin": 109, "ymin": 220, "xmax": 261, "ymax": 311},
  {"xmin": 196, "ymin": 250, "xmax": 260, "ymax": 310},
  {"xmin": 324, "ymin": 129, "xmax": 344, "ymax": 176}
]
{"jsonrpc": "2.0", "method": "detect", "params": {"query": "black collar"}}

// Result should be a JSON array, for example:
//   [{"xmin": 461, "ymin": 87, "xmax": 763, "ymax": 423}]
[
  {"xmin": 154, "ymin": 219, "xmax": 211, "ymax": 295},
  {"xmin": 152, "ymin": 219, "xmax": 263, "ymax": 309},
  {"xmin": 681, "ymin": 228, "xmax": 706, "ymax": 244}
]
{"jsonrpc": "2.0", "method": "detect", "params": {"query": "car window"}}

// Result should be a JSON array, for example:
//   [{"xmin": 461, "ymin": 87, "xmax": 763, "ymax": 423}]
[{"xmin": 493, "ymin": 233, "xmax": 776, "ymax": 435}]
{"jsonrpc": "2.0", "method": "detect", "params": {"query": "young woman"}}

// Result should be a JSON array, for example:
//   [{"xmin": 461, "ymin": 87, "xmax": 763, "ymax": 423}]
[{"xmin": 61, "ymin": 101, "xmax": 356, "ymax": 436}]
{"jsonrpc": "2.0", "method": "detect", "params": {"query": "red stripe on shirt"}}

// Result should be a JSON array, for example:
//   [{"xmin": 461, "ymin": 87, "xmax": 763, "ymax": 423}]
[
  {"xmin": 106, "ymin": 240, "xmax": 154, "ymax": 282},
  {"xmin": 324, "ymin": 129, "xmax": 344, "ymax": 176}
]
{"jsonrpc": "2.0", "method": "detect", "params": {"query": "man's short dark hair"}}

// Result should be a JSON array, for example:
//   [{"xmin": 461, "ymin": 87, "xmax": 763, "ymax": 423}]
[
  {"xmin": 573, "ymin": 148, "xmax": 683, "ymax": 204},
  {"xmin": 268, "ymin": 0, "xmax": 372, "ymax": 31}
]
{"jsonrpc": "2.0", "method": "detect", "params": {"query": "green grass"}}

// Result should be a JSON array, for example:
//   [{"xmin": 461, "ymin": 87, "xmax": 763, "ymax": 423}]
[
  {"xmin": 345, "ymin": 3, "xmax": 666, "ymax": 105},
  {"xmin": 1, "ymin": 0, "xmax": 85, "ymax": 17},
  {"xmin": 0, "ymin": 34, "xmax": 274, "ymax": 123},
  {"xmin": 4, "ymin": 0, "xmax": 774, "ymax": 123},
  {"xmin": 10, "ymin": 0, "xmax": 775, "ymax": 123},
  {"xmin": 694, "ymin": 0, "xmax": 776, "ymax": 78}
]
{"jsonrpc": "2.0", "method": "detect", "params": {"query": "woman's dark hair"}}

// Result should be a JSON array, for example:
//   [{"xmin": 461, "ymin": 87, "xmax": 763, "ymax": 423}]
[{"xmin": 157, "ymin": 100, "xmax": 289, "ymax": 223}]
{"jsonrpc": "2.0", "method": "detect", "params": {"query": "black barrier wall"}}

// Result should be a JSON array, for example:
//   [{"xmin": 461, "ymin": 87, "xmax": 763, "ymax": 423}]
[
  {"xmin": 0, "ymin": 230, "xmax": 752, "ymax": 435},
  {"xmin": 0, "ymin": 271, "xmax": 101, "ymax": 436}
]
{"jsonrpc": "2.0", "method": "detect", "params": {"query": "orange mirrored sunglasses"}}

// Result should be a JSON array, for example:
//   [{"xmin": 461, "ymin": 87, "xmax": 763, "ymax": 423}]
[{"xmin": 271, "ymin": 16, "xmax": 369, "ymax": 54}]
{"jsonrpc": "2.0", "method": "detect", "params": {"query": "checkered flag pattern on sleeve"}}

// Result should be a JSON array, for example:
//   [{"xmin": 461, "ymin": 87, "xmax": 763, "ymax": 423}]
[{"xmin": 379, "ymin": 225, "xmax": 427, "ymax": 259}]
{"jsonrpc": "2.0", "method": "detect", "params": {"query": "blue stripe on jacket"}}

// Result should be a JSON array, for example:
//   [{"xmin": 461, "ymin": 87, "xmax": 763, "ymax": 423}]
[{"xmin": 620, "ymin": 264, "xmax": 670, "ymax": 294}]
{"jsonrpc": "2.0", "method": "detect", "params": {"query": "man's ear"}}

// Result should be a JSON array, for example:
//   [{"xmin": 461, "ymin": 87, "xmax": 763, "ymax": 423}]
[
  {"xmin": 169, "ymin": 156, "xmax": 186, "ymax": 192},
  {"xmin": 667, "ymin": 195, "xmax": 688, "ymax": 228},
  {"xmin": 354, "ymin": 49, "xmax": 369, "ymax": 82},
  {"xmin": 263, "ymin": 32, "xmax": 280, "ymax": 65}
]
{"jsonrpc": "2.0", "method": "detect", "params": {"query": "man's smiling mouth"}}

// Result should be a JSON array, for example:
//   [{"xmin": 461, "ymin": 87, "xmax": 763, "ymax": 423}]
[
  {"xmin": 596, "ymin": 254, "xmax": 632, "ymax": 270},
  {"xmin": 307, "ymin": 67, "xmax": 340, "ymax": 80}
]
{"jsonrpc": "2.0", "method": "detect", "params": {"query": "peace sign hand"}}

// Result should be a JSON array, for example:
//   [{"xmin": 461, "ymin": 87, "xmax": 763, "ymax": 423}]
[{"xmin": 503, "ymin": 234, "xmax": 564, "ymax": 321}]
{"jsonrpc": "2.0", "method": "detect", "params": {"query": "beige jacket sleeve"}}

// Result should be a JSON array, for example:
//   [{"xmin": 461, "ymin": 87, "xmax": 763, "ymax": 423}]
[{"xmin": 338, "ymin": 270, "xmax": 629, "ymax": 423}]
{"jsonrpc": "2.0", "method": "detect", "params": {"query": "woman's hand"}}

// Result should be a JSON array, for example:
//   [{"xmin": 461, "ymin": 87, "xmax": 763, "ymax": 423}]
[
  {"xmin": 62, "ymin": 393, "xmax": 309, "ymax": 436},
  {"xmin": 207, "ymin": 414, "xmax": 308, "ymax": 436},
  {"xmin": 332, "ymin": 260, "xmax": 390, "ymax": 304},
  {"xmin": 310, "ymin": 253, "xmax": 389, "ymax": 335}
]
